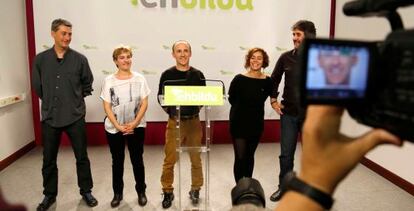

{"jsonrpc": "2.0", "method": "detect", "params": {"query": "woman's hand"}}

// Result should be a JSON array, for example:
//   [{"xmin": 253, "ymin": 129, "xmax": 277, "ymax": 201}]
[
  {"xmin": 115, "ymin": 124, "xmax": 128, "ymax": 134},
  {"xmin": 271, "ymin": 101, "xmax": 284, "ymax": 115},
  {"xmin": 122, "ymin": 120, "xmax": 140, "ymax": 135}
]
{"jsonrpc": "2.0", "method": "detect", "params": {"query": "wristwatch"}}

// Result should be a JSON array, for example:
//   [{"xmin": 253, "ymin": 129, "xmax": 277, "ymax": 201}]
[{"xmin": 281, "ymin": 171, "xmax": 334, "ymax": 210}]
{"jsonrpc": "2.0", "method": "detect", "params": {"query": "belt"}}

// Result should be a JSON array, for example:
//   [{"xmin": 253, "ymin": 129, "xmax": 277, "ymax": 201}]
[{"xmin": 170, "ymin": 114, "xmax": 199, "ymax": 120}]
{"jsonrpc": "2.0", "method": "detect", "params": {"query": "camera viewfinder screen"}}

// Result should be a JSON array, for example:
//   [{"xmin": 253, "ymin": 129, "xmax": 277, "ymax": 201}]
[{"xmin": 306, "ymin": 43, "xmax": 370, "ymax": 100}]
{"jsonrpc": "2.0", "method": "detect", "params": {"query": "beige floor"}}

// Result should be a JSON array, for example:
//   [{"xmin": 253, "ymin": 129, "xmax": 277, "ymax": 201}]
[{"xmin": 0, "ymin": 143, "xmax": 413, "ymax": 211}]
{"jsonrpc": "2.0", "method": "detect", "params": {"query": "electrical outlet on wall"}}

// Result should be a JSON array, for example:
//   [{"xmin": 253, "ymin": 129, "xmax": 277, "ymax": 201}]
[{"xmin": 0, "ymin": 93, "xmax": 25, "ymax": 108}]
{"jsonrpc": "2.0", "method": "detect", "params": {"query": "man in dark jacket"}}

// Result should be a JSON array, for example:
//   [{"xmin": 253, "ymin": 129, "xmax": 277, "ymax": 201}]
[
  {"xmin": 157, "ymin": 40, "xmax": 206, "ymax": 209},
  {"xmin": 32, "ymin": 18, "xmax": 97, "ymax": 211},
  {"xmin": 269, "ymin": 20, "xmax": 317, "ymax": 202}
]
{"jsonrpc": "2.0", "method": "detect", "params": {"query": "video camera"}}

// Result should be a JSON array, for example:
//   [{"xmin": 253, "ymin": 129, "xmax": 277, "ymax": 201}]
[{"xmin": 300, "ymin": 0, "xmax": 414, "ymax": 141}]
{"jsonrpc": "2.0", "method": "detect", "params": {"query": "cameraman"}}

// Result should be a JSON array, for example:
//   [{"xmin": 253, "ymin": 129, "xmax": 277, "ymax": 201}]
[{"xmin": 275, "ymin": 105, "xmax": 402, "ymax": 210}]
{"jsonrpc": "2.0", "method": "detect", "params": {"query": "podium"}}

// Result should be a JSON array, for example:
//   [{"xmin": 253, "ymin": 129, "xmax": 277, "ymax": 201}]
[{"xmin": 160, "ymin": 84, "xmax": 225, "ymax": 211}]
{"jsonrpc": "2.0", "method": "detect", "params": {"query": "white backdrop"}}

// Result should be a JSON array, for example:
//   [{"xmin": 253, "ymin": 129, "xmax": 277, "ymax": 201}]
[{"xmin": 33, "ymin": 0, "xmax": 332, "ymax": 122}]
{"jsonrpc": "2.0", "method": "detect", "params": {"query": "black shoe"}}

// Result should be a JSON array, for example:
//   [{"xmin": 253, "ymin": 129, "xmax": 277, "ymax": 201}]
[
  {"xmin": 162, "ymin": 192, "xmax": 174, "ymax": 209},
  {"xmin": 82, "ymin": 192, "xmax": 98, "ymax": 207},
  {"xmin": 110, "ymin": 194, "xmax": 123, "ymax": 208},
  {"xmin": 36, "ymin": 196, "xmax": 56, "ymax": 211},
  {"xmin": 138, "ymin": 192, "xmax": 147, "ymax": 206},
  {"xmin": 189, "ymin": 190, "xmax": 200, "ymax": 205},
  {"xmin": 270, "ymin": 188, "xmax": 283, "ymax": 202}
]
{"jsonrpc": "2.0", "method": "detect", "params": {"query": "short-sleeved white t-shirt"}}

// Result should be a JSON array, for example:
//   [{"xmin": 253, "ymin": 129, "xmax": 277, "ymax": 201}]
[{"xmin": 100, "ymin": 71, "xmax": 151, "ymax": 134}]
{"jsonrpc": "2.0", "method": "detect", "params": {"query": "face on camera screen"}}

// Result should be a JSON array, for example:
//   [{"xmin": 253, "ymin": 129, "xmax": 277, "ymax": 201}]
[{"xmin": 305, "ymin": 43, "xmax": 370, "ymax": 99}]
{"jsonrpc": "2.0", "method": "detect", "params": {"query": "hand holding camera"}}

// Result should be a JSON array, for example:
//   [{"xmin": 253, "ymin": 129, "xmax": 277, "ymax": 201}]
[
  {"xmin": 300, "ymin": 0, "xmax": 414, "ymax": 142},
  {"xmin": 300, "ymin": 105, "xmax": 402, "ymax": 194}
]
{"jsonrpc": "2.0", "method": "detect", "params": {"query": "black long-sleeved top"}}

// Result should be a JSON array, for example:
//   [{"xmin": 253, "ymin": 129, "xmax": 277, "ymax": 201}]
[
  {"xmin": 32, "ymin": 47, "xmax": 94, "ymax": 127},
  {"xmin": 270, "ymin": 49, "xmax": 305, "ymax": 117},
  {"xmin": 229, "ymin": 74, "xmax": 273, "ymax": 139},
  {"xmin": 157, "ymin": 66, "xmax": 206, "ymax": 117}
]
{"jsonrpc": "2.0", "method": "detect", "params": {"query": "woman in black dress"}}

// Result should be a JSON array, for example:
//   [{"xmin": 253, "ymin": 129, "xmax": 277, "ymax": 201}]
[{"xmin": 228, "ymin": 47, "xmax": 273, "ymax": 183}]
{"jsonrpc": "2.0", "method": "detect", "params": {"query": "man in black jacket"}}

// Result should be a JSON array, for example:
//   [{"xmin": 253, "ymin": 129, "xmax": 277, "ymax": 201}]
[
  {"xmin": 32, "ymin": 18, "xmax": 98, "ymax": 210},
  {"xmin": 269, "ymin": 20, "xmax": 317, "ymax": 202},
  {"xmin": 157, "ymin": 40, "xmax": 206, "ymax": 209}
]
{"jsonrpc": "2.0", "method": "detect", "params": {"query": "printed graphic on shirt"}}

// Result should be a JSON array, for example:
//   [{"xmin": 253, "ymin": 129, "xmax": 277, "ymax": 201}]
[
  {"xmin": 109, "ymin": 82, "xmax": 142, "ymax": 125},
  {"xmin": 101, "ymin": 72, "xmax": 151, "ymax": 134}
]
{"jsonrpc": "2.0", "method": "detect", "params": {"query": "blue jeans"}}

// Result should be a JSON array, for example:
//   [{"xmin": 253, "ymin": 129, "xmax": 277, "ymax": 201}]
[{"xmin": 278, "ymin": 114, "xmax": 304, "ymax": 186}]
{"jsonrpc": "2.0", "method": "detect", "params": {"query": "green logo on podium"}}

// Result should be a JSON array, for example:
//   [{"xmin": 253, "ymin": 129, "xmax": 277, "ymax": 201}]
[{"xmin": 164, "ymin": 86, "xmax": 224, "ymax": 106}]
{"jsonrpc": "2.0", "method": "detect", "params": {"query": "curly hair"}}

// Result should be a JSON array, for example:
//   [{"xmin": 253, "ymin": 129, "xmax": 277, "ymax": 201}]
[{"xmin": 244, "ymin": 48, "xmax": 269, "ymax": 69}]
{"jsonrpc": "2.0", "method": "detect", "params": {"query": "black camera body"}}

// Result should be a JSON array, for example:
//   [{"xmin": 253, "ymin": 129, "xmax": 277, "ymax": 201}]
[{"xmin": 300, "ymin": 0, "xmax": 414, "ymax": 141}]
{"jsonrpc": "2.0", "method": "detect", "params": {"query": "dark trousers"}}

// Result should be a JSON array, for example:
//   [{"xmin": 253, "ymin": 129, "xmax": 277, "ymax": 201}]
[
  {"xmin": 278, "ymin": 114, "xmax": 303, "ymax": 186},
  {"xmin": 41, "ymin": 118, "xmax": 93, "ymax": 197},
  {"xmin": 106, "ymin": 127, "xmax": 146, "ymax": 194},
  {"xmin": 232, "ymin": 137, "xmax": 260, "ymax": 183}
]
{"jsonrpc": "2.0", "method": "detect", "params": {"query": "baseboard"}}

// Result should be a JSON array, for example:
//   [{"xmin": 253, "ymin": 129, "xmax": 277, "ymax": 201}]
[
  {"xmin": 361, "ymin": 157, "xmax": 414, "ymax": 196},
  {"xmin": 0, "ymin": 141, "xmax": 36, "ymax": 171}
]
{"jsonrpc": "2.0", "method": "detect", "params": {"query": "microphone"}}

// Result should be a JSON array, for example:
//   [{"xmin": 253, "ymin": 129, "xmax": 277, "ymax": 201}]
[
  {"xmin": 162, "ymin": 79, "xmax": 188, "ymax": 88},
  {"xmin": 161, "ymin": 79, "xmax": 226, "ymax": 95},
  {"xmin": 159, "ymin": 79, "xmax": 188, "ymax": 104},
  {"xmin": 343, "ymin": 0, "xmax": 414, "ymax": 17},
  {"xmin": 343, "ymin": 0, "xmax": 369, "ymax": 16},
  {"xmin": 202, "ymin": 79, "xmax": 226, "ymax": 95}
]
